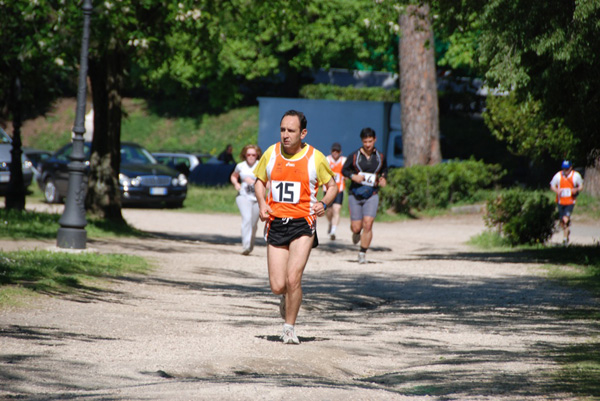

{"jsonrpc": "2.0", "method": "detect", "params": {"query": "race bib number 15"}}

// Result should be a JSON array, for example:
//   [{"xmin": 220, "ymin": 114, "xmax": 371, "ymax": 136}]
[{"xmin": 272, "ymin": 180, "xmax": 301, "ymax": 203}]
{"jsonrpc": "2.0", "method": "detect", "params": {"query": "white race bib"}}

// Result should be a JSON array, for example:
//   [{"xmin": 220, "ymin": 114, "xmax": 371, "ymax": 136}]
[
  {"xmin": 334, "ymin": 172, "xmax": 342, "ymax": 183},
  {"xmin": 272, "ymin": 180, "xmax": 301, "ymax": 203},
  {"xmin": 560, "ymin": 188, "xmax": 572, "ymax": 198},
  {"xmin": 359, "ymin": 172, "xmax": 377, "ymax": 187}
]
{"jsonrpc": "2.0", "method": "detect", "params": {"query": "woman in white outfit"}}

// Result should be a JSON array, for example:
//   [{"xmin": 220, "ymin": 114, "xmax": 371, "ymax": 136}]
[{"xmin": 230, "ymin": 144, "xmax": 262, "ymax": 255}]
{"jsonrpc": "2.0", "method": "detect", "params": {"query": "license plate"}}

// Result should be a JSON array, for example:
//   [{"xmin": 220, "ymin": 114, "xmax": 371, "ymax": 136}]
[
  {"xmin": 150, "ymin": 187, "xmax": 167, "ymax": 196},
  {"xmin": 0, "ymin": 173, "xmax": 9, "ymax": 183}
]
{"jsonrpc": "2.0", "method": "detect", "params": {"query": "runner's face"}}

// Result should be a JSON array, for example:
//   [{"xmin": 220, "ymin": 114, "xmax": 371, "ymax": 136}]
[
  {"xmin": 331, "ymin": 150, "xmax": 341, "ymax": 160},
  {"xmin": 280, "ymin": 115, "xmax": 306, "ymax": 154},
  {"xmin": 361, "ymin": 136, "xmax": 376, "ymax": 153},
  {"xmin": 245, "ymin": 149, "xmax": 258, "ymax": 165}
]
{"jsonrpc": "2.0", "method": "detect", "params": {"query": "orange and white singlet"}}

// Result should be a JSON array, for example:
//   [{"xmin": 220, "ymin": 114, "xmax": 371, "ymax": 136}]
[
  {"xmin": 264, "ymin": 143, "xmax": 319, "ymax": 219},
  {"xmin": 326, "ymin": 154, "xmax": 347, "ymax": 192},
  {"xmin": 557, "ymin": 171, "xmax": 577, "ymax": 206}
]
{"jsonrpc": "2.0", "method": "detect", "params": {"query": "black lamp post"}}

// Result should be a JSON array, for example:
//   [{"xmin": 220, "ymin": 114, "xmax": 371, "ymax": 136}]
[{"xmin": 57, "ymin": 0, "xmax": 92, "ymax": 249}]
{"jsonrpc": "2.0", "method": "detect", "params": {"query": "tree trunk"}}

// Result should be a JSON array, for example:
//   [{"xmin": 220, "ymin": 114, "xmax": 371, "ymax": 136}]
[
  {"xmin": 399, "ymin": 3, "xmax": 442, "ymax": 167},
  {"xmin": 86, "ymin": 47, "xmax": 124, "ymax": 223},
  {"xmin": 5, "ymin": 77, "xmax": 25, "ymax": 211},
  {"xmin": 583, "ymin": 149, "xmax": 600, "ymax": 197}
]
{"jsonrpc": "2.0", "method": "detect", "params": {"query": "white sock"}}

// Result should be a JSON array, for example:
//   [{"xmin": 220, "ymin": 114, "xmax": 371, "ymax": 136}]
[
  {"xmin": 330, "ymin": 225, "xmax": 337, "ymax": 234},
  {"xmin": 283, "ymin": 323, "xmax": 294, "ymax": 331}
]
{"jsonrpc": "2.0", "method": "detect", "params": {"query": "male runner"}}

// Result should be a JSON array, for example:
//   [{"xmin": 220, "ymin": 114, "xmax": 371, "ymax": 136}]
[
  {"xmin": 342, "ymin": 127, "xmax": 387, "ymax": 264},
  {"xmin": 550, "ymin": 160, "xmax": 583, "ymax": 246},
  {"xmin": 325, "ymin": 142, "xmax": 347, "ymax": 240},
  {"xmin": 254, "ymin": 110, "xmax": 337, "ymax": 344}
]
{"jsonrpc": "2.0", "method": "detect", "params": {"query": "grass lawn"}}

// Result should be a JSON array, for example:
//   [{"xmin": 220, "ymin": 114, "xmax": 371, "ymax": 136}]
[{"xmin": 0, "ymin": 250, "xmax": 150, "ymax": 308}]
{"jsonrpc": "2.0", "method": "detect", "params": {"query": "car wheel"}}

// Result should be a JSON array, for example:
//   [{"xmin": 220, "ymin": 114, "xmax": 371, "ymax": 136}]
[{"xmin": 44, "ymin": 179, "xmax": 61, "ymax": 204}]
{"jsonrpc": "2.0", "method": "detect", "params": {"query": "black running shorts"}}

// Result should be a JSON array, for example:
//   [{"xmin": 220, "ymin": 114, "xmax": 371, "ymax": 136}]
[{"xmin": 265, "ymin": 217, "xmax": 318, "ymax": 248}]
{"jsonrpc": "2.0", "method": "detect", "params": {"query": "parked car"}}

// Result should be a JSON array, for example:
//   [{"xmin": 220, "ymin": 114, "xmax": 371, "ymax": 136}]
[
  {"xmin": 38, "ymin": 142, "xmax": 188, "ymax": 207},
  {"xmin": 187, "ymin": 156, "xmax": 235, "ymax": 186},
  {"xmin": 0, "ymin": 127, "xmax": 34, "ymax": 195},
  {"xmin": 23, "ymin": 148, "xmax": 52, "ymax": 182},
  {"xmin": 152, "ymin": 152, "xmax": 203, "ymax": 177}
]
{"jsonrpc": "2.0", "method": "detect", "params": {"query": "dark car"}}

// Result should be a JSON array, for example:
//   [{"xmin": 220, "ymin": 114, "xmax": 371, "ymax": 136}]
[
  {"xmin": 38, "ymin": 142, "xmax": 187, "ymax": 207},
  {"xmin": 0, "ymin": 127, "xmax": 34, "ymax": 195},
  {"xmin": 23, "ymin": 148, "xmax": 52, "ymax": 182}
]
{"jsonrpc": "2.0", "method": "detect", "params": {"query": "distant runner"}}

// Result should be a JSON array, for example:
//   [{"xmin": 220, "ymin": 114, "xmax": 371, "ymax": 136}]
[
  {"xmin": 254, "ymin": 110, "xmax": 337, "ymax": 344},
  {"xmin": 342, "ymin": 127, "xmax": 388, "ymax": 264},
  {"xmin": 550, "ymin": 160, "xmax": 583, "ymax": 246},
  {"xmin": 230, "ymin": 144, "xmax": 262, "ymax": 255},
  {"xmin": 324, "ymin": 142, "xmax": 347, "ymax": 240}
]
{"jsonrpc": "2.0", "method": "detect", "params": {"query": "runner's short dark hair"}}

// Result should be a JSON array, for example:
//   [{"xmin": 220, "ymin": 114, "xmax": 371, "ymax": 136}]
[
  {"xmin": 360, "ymin": 127, "xmax": 376, "ymax": 139},
  {"xmin": 281, "ymin": 110, "xmax": 307, "ymax": 131}
]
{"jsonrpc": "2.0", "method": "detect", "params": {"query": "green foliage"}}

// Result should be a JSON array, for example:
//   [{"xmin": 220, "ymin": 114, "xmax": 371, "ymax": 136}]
[
  {"xmin": 141, "ymin": 0, "xmax": 402, "ymax": 109},
  {"xmin": 477, "ymin": 0, "xmax": 600, "ymax": 164},
  {"xmin": 380, "ymin": 159, "xmax": 504, "ymax": 213},
  {"xmin": 0, "ymin": 250, "xmax": 149, "ymax": 294},
  {"xmin": 300, "ymin": 84, "xmax": 399, "ymax": 102},
  {"xmin": 0, "ymin": 1, "xmax": 74, "ymax": 120},
  {"xmin": 483, "ymin": 92, "xmax": 578, "ymax": 162},
  {"xmin": 484, "ymin": 189, "xmax": 557, "ymax": 245}
]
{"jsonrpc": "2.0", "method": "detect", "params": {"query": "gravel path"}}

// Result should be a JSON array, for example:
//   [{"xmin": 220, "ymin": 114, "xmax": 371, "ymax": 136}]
[{"xmin": 1, "ymin": 205, "xmax": 599, "ymax": 400}]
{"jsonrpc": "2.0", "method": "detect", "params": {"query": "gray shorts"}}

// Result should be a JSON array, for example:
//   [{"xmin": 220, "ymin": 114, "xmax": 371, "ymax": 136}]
[{"xmin": 349, "ymin": 193, "xmax": 379, "ymax": 221}]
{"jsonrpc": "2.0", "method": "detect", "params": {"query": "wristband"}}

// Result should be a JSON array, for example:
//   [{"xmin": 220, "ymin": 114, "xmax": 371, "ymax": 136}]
[{"xmin": 320, "ymin": 201, "xmax": 327, "ymax": 210}]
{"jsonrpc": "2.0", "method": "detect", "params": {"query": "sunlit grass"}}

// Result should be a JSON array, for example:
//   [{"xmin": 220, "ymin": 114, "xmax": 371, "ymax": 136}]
[
  {"xmin": 0, "ymin": 250, "xmax": 150, "ymax": 307},
  {"xmin": 121, "ymin": 101, "xmax": 259, "ymax": 156},
  {"xmin": 0, "ymin": 208, "xmax": 147, "ymax": 240}
]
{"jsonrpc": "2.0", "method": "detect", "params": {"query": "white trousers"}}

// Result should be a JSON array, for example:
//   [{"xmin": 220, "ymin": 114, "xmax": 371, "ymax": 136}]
[{"xmin": 236, "ymin": 195, "xmax": 260, "ymax": 251}]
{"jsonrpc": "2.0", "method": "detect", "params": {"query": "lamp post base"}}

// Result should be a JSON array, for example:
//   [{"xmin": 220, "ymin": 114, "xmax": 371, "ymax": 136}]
[{"xmin": 57, "ymin": 227, "xmax": 87, "ymax": 249}]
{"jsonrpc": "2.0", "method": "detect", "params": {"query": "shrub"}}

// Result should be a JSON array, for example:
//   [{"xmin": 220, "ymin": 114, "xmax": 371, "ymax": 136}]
[
  {"xmin": 380, "ymin": 159, "xmax": 504, "ymax": 213},
  {"xmin": 299, "ymin": 84, "xmax": 400, "ymax": 102},
  {"xmin": 484, "ymin": 189, "xmax": 558, "ymax": 245}
]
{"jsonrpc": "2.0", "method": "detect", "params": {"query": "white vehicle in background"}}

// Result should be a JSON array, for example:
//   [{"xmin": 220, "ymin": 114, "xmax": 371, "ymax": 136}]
[{"xmin": 152, "ymin": 152, "xmax": 203, "ymax": 177}]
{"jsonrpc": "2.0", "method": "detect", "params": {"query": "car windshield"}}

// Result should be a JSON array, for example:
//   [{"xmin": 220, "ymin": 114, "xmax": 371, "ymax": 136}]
[
  {"xmin": 0, "ymin": 128, "xmax": 11, "ymax": 144},
  {"xmin": 121, "ymin": 144, "xmax": 157, "ymax": 164}
]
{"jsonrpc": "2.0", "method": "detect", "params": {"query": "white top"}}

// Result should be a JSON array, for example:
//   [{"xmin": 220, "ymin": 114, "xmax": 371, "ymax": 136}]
[
  {"xmin": 550, "ymin": 170, "xmax": 583, "ymax": 188},
  {"xmin": 235, "ymin": 160, "xmax": 258, "ymax": 200}
]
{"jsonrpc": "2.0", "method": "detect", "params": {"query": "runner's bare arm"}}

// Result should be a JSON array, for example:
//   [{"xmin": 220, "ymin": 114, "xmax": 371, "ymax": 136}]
[
  {"xmin": 230, "ymin": 171, "xmax": 241, "ymax": 191},
  {"xmin": 314, "ymin": 178, "xmax": 338, "ymax": 217},
  {"xmin": 255, "ymin": 178, "xmax": 272, "ymax": 221}
]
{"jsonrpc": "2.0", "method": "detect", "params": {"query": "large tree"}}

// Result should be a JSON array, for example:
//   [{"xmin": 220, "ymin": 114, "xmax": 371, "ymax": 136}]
[{"xmin": 399, "ymin": 3, "xmax": 442, "ymax": 166}]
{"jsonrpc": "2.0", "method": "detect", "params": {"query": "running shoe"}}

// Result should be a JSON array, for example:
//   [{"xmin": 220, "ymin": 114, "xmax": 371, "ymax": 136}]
[
  {"xmin": 242, "ymin": 248, "xmax": 251, "ymax": 255},
  {"xmin": 352, "ymin": 232, "xmax": 361, "ymax": 245},
  {"xmin": 281, "ymin": 325, "xmax": 300, "ymax": 344},
  {"xmin": 563, "ymin": 238, "xmax": 569, "ymax": 247},
  {"xmin": 279, "ymin": 295, "xmax": 286, "ymax": 319},
  {"xmin": 330, "ymin": 232, "xmax": 336, "ymax": 240},
  {"xmin": 358, "ymin": 252, "xmax": 367, "ymax": 264}
]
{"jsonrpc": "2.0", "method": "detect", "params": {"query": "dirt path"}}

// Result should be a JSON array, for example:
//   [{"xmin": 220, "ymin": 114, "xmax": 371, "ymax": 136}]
[{"xmin": 1, "ymin": 206, "xmax": 599, "ymax": 400}]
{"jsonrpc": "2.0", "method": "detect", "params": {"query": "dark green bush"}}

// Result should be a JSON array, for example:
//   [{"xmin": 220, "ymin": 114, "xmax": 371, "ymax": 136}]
[
  {"xmin": 299, "ymin": 84, "xmax": 400, "ymax": 102},
  {"xmin": 484, "ymin": 189, "xmax": 558, "ymax": 245},
  {"xmin": 380, "ymin": 159, "xmax": 504, "ymax": 213}
]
